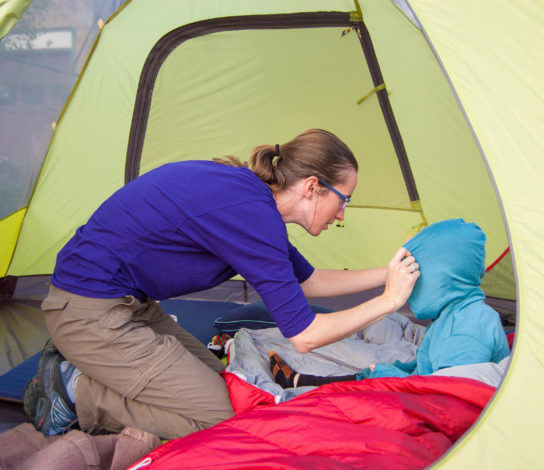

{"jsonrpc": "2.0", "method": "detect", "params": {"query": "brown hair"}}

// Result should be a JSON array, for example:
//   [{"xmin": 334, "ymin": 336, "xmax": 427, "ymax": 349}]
[{"xmin": 213, "ymin": 129, "xmax": 358, "ymax": 191}]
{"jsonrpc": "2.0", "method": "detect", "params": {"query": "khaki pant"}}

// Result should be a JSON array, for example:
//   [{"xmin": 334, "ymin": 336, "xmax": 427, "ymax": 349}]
[{"xmin": 42, "ymin": 286, "xmax": 234, "ymax": 439}]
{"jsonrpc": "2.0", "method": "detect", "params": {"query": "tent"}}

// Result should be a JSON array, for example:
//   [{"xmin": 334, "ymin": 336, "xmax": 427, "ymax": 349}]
[{"xmin": 0, "ymin": 0, "xmax": 542, "ymax": 467}]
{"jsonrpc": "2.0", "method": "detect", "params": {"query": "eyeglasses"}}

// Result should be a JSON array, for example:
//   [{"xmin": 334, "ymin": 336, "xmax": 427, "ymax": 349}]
[{"xmin": 318, "ymin": 179, "xmax": 351, "ymax": 210}]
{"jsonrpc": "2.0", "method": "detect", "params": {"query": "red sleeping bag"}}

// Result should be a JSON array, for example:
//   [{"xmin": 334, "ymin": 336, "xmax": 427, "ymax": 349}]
[{"xmin": 130, "ymin": 372, "xmax": 495, "ymax": 470}]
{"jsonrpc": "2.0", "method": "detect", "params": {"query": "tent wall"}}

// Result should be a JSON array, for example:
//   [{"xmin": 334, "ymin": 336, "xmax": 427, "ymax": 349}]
[
  {"xmin": 0, "ymin": 0, "xmax": 124, "ymax": 230},
  {"xmin": 407, "ymin": 0, "xmax": 543, "ymax": 468},
  {"xmin": 3, "ymin": 0, "xmax": 543, "ymax": 467},
  {"xmin": 0, "ymin": 209, "xmax": 26, "ymax": 278}
]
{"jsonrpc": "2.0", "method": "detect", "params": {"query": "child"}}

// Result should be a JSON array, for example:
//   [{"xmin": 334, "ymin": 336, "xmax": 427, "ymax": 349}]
[{"xmin": 270, "ymin": 219, "xmax": 510, "ymax": 388}]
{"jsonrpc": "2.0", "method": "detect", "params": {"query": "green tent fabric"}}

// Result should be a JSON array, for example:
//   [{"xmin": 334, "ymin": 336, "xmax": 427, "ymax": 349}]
[
  {"xmin": 1, "ymin": 0, "xmax": 543, "ymax": 467},
  {"xmin": 0, "ymin": 0, "xmax": 32, "ymax": 40}
]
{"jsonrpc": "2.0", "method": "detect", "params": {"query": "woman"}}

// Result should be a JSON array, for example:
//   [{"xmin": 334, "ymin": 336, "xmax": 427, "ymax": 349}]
[{"xmin": 24, "ymin": 129, "xmax": 419, "ymax": 439}]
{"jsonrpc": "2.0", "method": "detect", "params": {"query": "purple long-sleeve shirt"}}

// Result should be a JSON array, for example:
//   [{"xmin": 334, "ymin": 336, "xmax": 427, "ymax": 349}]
[{"xmin": 52, "ymin": 160, "xmax": 315, "ymax": 337}]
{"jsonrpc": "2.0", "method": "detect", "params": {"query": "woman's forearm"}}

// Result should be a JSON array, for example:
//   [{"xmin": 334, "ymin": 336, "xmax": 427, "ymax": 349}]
[
  {"xmin": 289, "ymin": 293, "xmax": 396, "ymax": 353},
  {"xmin": 292, "ymin": 247, "xmax": 419, "ymax": 353},
  {"xmin": 300, "ymin": 267, "xmax": 387, "ymax": 298}
]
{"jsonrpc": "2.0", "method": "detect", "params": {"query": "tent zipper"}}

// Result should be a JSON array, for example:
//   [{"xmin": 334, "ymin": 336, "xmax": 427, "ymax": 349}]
[
  {"xmin": 126, "ymin": 12, "xmax": 420, "ymax": 208},
  {"xmin": 353, "ymin": 21, "xmax": 420, "ymax": 202},
  {"xmin": 125, "ymin": 12, "xmax": 352, "ymax": 183}
]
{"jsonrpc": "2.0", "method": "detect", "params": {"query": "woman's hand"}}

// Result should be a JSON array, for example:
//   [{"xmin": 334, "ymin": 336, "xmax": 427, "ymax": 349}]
[{"xmin": 381, "ymin": 247, "xmax": 420, "ymax": 311}]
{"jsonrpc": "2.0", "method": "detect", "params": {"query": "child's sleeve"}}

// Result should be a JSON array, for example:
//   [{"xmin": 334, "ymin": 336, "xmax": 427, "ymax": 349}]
[{"xmin": 357, "ymin": 359, "xmax": 416, "ymax": 379}]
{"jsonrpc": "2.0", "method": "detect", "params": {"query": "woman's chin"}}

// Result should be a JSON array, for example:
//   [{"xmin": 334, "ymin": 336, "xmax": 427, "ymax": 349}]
[{"xmin": 310, "ymin": 226, "xmax": 327, "ymax": 236}]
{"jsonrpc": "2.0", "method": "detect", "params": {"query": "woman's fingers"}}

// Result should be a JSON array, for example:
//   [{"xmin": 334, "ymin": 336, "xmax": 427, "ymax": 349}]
[
  {"xmin": 390, "ymin": 246, "xmax": 409, "ymax": 264},
  {"xmin": 383, "ymin": 247, "xmax": 420, "ymax": 310},
  {"xmin": 403, "ymin": 259, "xmax": 419, "ymax": 274},
  {"xmin": 390, "ymin": 247, "xmax": 419, "ymax": 274}
]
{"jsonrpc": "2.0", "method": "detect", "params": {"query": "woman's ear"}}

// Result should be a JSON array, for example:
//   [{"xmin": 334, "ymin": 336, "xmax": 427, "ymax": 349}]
[{"xmin": 303, "ymin": 176, "xmax": 319, "ymax": 200}]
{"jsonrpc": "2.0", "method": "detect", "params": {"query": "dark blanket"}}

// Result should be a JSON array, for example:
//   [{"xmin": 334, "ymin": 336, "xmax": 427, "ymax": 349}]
[{"xmin": 129, "ymin": 374, "xmax": 494, "ymax": 470}]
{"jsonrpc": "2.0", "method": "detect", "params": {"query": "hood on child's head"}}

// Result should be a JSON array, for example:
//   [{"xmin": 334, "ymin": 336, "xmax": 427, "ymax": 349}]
[{"xmin": 403, "ymin": 218, "xmax": 487, "ymax": 321}]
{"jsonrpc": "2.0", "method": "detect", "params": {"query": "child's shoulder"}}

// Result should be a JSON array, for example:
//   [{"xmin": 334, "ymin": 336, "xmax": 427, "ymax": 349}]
[{"xmin": 450, "ymin": 300, "xmax": 503, "ymax": 331}]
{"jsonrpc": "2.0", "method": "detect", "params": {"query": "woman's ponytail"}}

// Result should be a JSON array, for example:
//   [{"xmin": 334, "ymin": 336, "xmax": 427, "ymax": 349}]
[
  {"xmin": 248, "ymin": 145, "xmax": 286, "ymax": 189},
  {"xmin": 215, "ymin": 129, "xmax": 357, "ymax": 191}
]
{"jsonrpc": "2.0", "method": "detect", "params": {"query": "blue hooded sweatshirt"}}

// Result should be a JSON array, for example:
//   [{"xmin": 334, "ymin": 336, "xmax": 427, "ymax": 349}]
[{"xmin": 358, "ymin": 219, "xmax": 510, "ymax": 379}]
